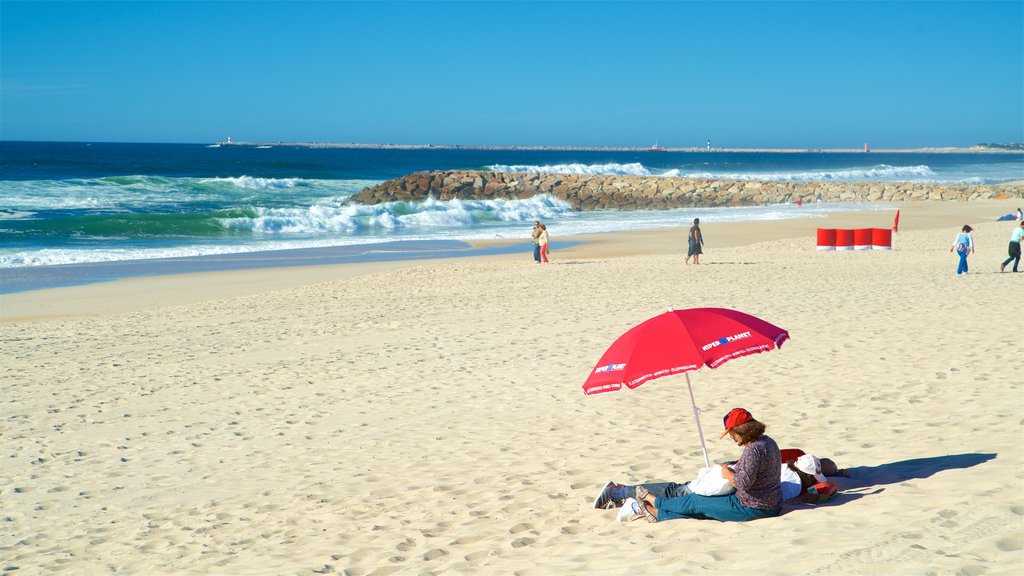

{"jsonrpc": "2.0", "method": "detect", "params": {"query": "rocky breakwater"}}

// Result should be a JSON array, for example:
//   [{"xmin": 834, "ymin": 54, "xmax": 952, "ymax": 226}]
[{"xmin": 352, "ymin": 170, "xmax": 1020, "ymax": 210}]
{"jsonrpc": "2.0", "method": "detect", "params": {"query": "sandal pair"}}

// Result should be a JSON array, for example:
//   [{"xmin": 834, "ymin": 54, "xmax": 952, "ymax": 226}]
[{"xmin": 634, "ymin": 485, "xmax": 658, "ymax": 523}]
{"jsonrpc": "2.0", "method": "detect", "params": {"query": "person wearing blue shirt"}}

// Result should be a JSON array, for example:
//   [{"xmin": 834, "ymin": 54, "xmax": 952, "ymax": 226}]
[{"xmin": 950, "ymin": 225, "xmax": 975, "ymax": 275}]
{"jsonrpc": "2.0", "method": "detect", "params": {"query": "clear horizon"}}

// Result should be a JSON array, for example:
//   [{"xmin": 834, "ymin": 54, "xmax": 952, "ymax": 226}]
[{"xmin": 2, "ymin": 1, "xmax": 1022, "ymax": 149}]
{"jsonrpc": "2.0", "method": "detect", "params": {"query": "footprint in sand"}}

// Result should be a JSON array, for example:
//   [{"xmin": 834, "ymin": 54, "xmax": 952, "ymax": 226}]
[
  {"xmin": 511, "ymin": 537, "xmax": 535, "ymax": 548},
  {"xmin": 465, "ymin": 550, "xmax": 491, "ymax": 562},
  {"xmin": 996, "ymin": 538, "xmax": 1023, "ymax": 552},
  {"xmin": 509, "ymin": 523, "xmax": 533, "ymax": 534},
  {"xmin": 422, "ymin": 548, "xmax": 447, "ymax": 561}
]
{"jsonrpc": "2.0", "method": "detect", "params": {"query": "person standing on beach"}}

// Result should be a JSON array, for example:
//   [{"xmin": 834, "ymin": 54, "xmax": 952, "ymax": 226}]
[
  {"xmin": 950, "ymin": 225, "xmax": 975, "ymax": 275},
  {"xmin": 538, "ymin": 223, "xmax": 550, "ymax": 264},
  {"xmin": 1000, "ymin": 220, "xmax": 1023, "ymax": 273},
  {"xmin": 685, "ymin": 218, "xmax": 704, "ymax": 265},
  {"xmin": 531, "ymin": 221, "xmax": 542, "ymax": 264}
]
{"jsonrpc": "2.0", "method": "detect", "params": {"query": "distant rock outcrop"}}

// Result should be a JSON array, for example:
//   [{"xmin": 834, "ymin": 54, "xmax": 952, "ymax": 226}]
[{"xmin": 352, "ymin": 171, "xmax": 1020, "ymax": 209}]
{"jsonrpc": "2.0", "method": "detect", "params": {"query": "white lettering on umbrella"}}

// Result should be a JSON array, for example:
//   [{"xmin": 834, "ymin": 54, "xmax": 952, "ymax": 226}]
[
  {"xmin": 593, "ymin": 363, "xmax": 626, "ymax": 374},
  {"xmin": 700, "ymin": 331, "xmax": 752, "ymax": 352}
]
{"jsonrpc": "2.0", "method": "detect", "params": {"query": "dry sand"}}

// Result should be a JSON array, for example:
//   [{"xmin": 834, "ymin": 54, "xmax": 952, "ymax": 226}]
[{"xmin": 2, "ymin": 201, "xmax": 1022, "ymax": 575}]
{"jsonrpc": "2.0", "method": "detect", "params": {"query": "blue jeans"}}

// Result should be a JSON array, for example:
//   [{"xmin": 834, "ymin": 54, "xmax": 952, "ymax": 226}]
[
  {"xmin": 624, "ymin": 482, "xmax": 692, "ymax": 500},
  {"xmin": 654, "ymin": 493, "xmax": 779, "ymax": 522},
  {"xmin": 533, "ymin": 244, "xmax": 541, "ymax": 262},
  {"xmin": 956, "ymin": 251, "xmax": 969, "ymax": 274}
]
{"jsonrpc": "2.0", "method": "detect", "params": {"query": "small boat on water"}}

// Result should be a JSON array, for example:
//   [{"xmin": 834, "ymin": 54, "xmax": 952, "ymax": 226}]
[{"xmin": 648, "ymin": 142, "xmax": 666, "ymax": 152}]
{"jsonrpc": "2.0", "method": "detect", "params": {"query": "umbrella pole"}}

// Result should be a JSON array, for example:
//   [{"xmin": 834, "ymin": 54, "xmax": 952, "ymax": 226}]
[{"xmin": 685, "ymin": 373, "xmax": 712, "ymax": 468}]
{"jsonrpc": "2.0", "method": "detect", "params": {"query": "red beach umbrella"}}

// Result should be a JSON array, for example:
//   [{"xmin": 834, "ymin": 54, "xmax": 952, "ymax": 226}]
[{"xmin": 583, "ymin": 307, "xmax": 789, "ymax": 467}]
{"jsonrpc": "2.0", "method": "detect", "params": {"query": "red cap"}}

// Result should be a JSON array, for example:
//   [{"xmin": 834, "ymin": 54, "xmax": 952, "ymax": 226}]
[{"xmin": 720, "ymin": 408, "xmax": 753, "ymax": 439}]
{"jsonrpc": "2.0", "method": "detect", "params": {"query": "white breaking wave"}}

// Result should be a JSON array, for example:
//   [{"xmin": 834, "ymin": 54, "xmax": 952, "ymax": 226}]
[
  {"xmin": 0, "ymin": 176, "xmax": 378, "ymax": 211},
  {"xmin": 0, "ymin": 210, "xmax": 37, "ymax": 220},
  {"xmin": 487, "ymin": 162, "xmax": 653, "ymax": 176},
  {"xmin": 220, "ymin": 194, "xmax": 573, "ymax": 234},
  {"xmin": 0, "ymin": 239, "xmax": 396, "ymax": 268},
  {"xmin": 201, "ymin": 176, "xmax": 301, "ymax": 189},
  {"xmin": 482, "ymin": 161, "xmax": 1013, "ymax": 183},
  {"xmin": 677, "ymin": 165, "xmax": 939, "ymax": 182}
]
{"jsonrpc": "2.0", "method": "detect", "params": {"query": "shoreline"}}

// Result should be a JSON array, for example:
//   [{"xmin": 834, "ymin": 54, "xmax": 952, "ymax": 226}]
[
  {"xmin": 2, "ymin": 200, "xmax": 1014, "ymax": 323},
  {"xmin": 0, "ymin": 240, "xmax": 544, "ymax": 296}
]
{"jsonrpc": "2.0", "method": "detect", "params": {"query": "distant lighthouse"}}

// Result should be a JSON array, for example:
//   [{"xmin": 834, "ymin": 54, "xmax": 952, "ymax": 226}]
[
  {"xmin": 864, "ymin": 142, "xmax": 869, "ymax": 153},
  {"xmin": 227, "ymin": 135, "xmax": 232, "ymax": 144},
  {"xmin": 707, "ymin": 139, "xmax": 711, "ymax": 151}
]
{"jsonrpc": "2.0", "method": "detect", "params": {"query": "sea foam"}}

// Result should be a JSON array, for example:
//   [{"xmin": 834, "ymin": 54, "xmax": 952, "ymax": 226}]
[
  {"xmin": 0, "ymin": 176, "xmax": 376, "ymax": 211},
  {"xmin": 220, "ymin": 195, "xmax": 573, "ymax": 234},
  {"xmin": 487, "ymin": 162, "xmax": 653, "ymax": 176},
  {"xmin": 483, "ymin": 161, "xmax": 1003, "ymax": 183}
]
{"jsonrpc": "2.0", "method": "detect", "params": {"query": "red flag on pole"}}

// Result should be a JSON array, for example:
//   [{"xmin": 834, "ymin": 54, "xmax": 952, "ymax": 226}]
[{"xmin": 892, "ymin": 209, "xmax": 900, "ymax": 233}]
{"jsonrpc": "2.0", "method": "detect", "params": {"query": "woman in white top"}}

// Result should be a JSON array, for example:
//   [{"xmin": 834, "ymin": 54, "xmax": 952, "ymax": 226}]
[{"xmin": 950, "ymin": 224, "xmax": 974, "ymax": 275}]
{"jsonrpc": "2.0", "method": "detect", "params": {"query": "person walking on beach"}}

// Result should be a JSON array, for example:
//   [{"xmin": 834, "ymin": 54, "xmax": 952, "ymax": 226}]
[
  {"xmin": 1000, "ymin": 220, "xmax": 1023, "ymax": 273},
  {"xmin": 538, "ymin": 223, "xmax": 550, "ymax": 264},
  {"xmin": 632, "ymin": 408, "xmax": 782, "ymax": 523},
  {"xmin": 531, "ymin": 221, "xmax": 543, "ymax": 264},
  {"xmin": 950, "ymin": 225, "xmax": 975, "ymax": 275},
  {"xmin": 685, "ymin": 218, "xmax": 704, "ymax": 265}
]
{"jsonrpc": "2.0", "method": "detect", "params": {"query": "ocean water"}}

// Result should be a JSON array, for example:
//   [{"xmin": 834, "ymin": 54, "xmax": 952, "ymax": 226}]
[{"xmin": 1, "ymin": 142, "xmax": 1021, "ymax": 275}]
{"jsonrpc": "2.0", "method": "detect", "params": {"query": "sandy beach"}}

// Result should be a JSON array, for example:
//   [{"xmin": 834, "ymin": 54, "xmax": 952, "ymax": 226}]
[{"xmin": 2, "ymin": 200, "xmax": 1022, "ymax": 575}]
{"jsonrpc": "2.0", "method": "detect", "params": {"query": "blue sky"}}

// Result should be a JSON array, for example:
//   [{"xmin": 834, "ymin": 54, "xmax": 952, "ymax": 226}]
[{"xmin": 2, "ymin": 1, "xmax": 1022, "ymax": 148}]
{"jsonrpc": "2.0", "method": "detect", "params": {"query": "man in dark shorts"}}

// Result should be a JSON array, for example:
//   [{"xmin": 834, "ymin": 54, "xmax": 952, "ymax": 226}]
[{"xmin": 685, "ymin": 217, "xmax": 704, "ymax": 265}]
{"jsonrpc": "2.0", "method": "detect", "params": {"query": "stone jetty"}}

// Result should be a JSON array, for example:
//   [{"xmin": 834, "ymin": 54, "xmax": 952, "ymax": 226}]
[{"xmin": 352, "ymin": 170, "xmax": 1020, "ymax": 210}]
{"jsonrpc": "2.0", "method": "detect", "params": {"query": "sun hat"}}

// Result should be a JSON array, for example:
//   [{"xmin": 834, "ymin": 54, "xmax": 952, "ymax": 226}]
[
  {"xmin": 795, "ymin": 454, "xmax": 827, "ymax": 483},
  {"xmin": 719, "ymin": 408, "xmax": 753, "ymax": 439}
]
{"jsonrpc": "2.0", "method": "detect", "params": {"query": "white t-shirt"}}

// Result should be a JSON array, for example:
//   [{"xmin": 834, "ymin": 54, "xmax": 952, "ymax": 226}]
[
  {"xmin": 780, "ymin": 464, "xmax": 802, "ymax": 501},
  {"xmin": 1011, "ymin": 227, "xmax": 1023, "ymax": 243}
]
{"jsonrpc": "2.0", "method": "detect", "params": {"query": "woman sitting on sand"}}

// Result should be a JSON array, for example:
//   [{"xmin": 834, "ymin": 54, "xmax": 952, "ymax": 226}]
[{"xmin": 634, "ymin": 408, "xmax": 782, "ymax": 523}]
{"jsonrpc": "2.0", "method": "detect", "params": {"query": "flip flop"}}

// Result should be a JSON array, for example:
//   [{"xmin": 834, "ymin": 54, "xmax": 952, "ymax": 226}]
[{"xmin": 634, "ymin": 485, "xmax": 658, "ymax": 523}]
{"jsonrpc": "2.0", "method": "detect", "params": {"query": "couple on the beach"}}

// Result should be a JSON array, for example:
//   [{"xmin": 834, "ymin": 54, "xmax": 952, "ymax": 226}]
[
  {"xmin": 531, "ymin": 221, "xmax": 550, "ymax": 264},
  {"xmin": 953, "ymin": 220, "xmax": 1024, "ymax": 275},
  {"xmin": 593, "ymin": 408, "xmax": 846, "ymax": 524}
]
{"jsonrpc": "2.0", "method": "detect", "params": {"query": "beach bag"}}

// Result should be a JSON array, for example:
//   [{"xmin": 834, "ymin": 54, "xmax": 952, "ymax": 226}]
[
  {"xmin": 688, "ymin": 466, "xmax": 736, "ymax": 497},
  {"xmin": 806, "ymin": 481, "xmax": 837, "ymax": 503}
]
